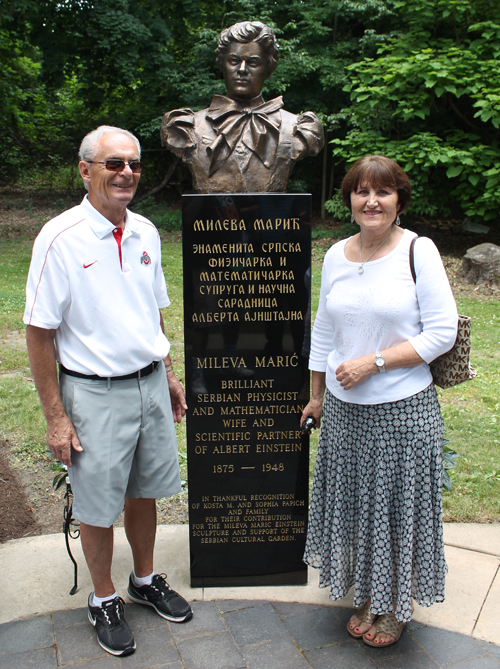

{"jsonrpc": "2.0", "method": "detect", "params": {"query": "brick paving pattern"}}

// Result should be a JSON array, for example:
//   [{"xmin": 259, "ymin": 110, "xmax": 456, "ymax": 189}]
[{"xmin": 1, "ymin": 600, "xmax": 499, "ymax": 668}]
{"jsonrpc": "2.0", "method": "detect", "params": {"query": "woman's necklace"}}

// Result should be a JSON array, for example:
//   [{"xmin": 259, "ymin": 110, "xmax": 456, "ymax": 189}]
[{"xmin": 357, "ymin": 226, "xmax": 394, "ymax": 274}]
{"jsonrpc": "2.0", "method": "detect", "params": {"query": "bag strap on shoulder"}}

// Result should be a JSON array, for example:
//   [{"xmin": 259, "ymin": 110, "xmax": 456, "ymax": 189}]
[{"xmin": 409, "ymin": 235, "xmax": 419, "ymax": 284}]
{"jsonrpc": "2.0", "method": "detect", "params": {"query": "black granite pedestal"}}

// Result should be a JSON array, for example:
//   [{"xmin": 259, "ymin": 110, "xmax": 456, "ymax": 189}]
[{"xmin": 183, "ymin": 194, "xmax": 312, "ymax": 587}]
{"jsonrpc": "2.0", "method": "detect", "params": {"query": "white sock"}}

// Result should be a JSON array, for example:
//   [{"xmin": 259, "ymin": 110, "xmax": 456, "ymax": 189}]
[
  {"xmin": 92, "ymin": 591, "xmax": 118, "ymax": 607},
  {"xmin": 132, "ymin": 569, "xmax": 154, "ymax": 587}
]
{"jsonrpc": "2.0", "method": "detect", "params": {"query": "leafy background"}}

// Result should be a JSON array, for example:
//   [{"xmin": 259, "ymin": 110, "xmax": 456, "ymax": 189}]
[{"xmin": 1, "ymin": 0, "xmax": 500, "ymax": 223}]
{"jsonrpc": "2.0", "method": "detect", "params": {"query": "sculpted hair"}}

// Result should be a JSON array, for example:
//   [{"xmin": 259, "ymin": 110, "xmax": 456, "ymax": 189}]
[
  {"xmin": 341, "ymin": 155, "xmax": 412, "ymax": 214},
  {"xmin": 216, "ymin": 21, "xmax": 279, "ymax": 73},
  {"xmin": 79, "ymin": 126, "xmax": 141, "ymax": 162}
]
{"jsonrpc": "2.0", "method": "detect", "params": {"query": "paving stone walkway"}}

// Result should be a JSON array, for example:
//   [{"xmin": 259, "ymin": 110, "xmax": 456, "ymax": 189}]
[{"xmin": 1, "ymin": 600, "xmax": 500, "ymax": 669}]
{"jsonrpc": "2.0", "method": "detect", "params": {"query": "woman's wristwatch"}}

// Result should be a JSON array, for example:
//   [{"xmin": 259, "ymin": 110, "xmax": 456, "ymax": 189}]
[{"xmin": 374, "ymin": 352, "xmax": 386, "ymax": 373}]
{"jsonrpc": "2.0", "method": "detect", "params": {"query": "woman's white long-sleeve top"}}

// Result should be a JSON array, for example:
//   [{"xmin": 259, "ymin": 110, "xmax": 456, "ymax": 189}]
[{"xmin": 309, "ymin": 229, "xmax": 458, "ymax": 405}]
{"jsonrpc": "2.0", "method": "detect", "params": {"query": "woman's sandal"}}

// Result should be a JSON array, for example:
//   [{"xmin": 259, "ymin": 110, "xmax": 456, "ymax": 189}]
[
  {"xmin": 347, "ymin": 600, "xmax": 379, "ymax": 639},
  {"xmin": 362, "ymin": 613, "xmax": 406, "ymax": 648}
]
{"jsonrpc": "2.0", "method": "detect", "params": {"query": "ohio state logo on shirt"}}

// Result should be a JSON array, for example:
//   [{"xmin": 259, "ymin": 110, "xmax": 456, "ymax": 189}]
[{"xmin": 140, "ymin": 251, "xmax": 151, "ymax": 265}]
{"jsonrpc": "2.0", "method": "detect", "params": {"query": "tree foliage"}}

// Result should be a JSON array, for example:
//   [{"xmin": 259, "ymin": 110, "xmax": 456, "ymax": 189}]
[
  {"xmin": 1, "ymin": 0, "xmax": 499, "ymax": 224},
  {"xmin": 331, "ymin": 0, "xmax": 500, "ymax": 220}
]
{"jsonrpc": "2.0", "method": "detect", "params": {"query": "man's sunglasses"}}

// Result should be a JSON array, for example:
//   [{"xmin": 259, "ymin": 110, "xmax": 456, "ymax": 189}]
[{"xmin": 86, "ymin": 159, "xmax": 143, "ymax": 173}]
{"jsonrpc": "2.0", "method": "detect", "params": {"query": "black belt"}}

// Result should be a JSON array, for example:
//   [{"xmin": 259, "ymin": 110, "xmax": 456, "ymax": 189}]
[{"xmin": 60, "ymin": 361, "xmax": 159, "ymax": 381}]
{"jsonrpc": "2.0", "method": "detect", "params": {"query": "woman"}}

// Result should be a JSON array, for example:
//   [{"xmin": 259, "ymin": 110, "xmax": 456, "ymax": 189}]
[{"xmin": 302, "ymin": 155, "xmax": 457, "ymax": 648}]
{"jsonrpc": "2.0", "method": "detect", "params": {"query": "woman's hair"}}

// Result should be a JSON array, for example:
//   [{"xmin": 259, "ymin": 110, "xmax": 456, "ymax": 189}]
[
  {"xmin": 216, "ymin": 21, "xmax": 279, "ymax": 73},
  {"xmin": 341, "ymin": 155, "xmax": 411, "ymax": 214}
]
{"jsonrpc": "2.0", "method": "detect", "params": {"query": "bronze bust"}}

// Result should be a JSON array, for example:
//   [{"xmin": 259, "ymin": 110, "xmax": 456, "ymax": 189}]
[{"xmin": 161, "ymin": 21, "xmax": 324, "ymax": 193}]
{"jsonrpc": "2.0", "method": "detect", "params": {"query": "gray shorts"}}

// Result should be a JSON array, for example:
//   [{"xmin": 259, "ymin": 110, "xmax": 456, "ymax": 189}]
[{"xmin": 60, "ymin": 363, "xmax": 181, "ymax": 527}]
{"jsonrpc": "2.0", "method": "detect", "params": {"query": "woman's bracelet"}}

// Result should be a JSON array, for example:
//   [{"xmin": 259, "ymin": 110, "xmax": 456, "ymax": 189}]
[{"xmin": 164, "ymin": 364, "xmax": 174, "ymax": 374}]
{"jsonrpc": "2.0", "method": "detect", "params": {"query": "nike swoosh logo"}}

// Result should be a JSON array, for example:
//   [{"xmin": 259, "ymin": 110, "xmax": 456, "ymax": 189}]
[{"xmin": 83, "ymin": 262, "xmax": 97, "ymax": 269}]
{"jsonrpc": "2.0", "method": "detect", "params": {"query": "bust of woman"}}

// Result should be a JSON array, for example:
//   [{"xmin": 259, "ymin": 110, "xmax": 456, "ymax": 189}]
[{"xmin": 161, "ymin": 21, "xmax": 324, "ymax": 193}]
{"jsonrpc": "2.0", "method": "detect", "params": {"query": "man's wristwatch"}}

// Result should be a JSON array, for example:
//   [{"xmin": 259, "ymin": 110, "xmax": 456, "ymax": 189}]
[{"xmin": 374, "ymin": 352, "xmax": 386, "ymax": 373}]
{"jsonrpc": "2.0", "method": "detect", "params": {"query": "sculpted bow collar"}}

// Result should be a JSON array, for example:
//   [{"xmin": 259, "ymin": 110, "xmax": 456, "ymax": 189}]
[{"xmin": 206, "ymin": 95, "xmax": 284, "ymax": 174}]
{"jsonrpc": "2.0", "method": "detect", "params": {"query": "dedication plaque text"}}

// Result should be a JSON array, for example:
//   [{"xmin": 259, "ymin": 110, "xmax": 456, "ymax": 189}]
[{"xmin": 183, "ymin": 193, "xmax": 311, "ymax": 587}]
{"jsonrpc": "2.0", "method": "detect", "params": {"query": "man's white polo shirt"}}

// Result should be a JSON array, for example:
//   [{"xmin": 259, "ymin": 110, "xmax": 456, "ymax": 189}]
[{"xmin": 24, "ymin": 196, "xmax": 171, "ymax": 376}]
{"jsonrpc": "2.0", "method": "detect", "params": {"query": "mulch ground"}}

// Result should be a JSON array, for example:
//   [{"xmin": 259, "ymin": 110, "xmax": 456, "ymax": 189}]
[{"xmin": 0, "ymin": 443, "xmax": 38, "ymax": 542}]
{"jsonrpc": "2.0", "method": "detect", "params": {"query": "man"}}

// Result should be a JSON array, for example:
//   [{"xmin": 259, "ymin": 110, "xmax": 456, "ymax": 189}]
[
  {"xmin": 162, "ymin": 21, "xmax": 324, "ymax": 193},
  {"xmin": 24, "ymin": 125, "xmax": 192, "ymax": 657}
]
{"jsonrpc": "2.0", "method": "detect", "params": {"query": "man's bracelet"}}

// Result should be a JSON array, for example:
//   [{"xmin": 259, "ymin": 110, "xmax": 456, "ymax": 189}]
[{"xmin": 164, "ymin": 364, "xmax": 174, "ymax": 374}]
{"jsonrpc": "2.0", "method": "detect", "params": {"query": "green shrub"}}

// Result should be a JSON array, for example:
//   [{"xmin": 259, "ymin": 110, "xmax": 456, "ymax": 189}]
[
  {"xmin": 132, "ymin": 197, "xmax": 182, "ymax": 232},
  {"xmin": 324, "ymin": 189, "xmax": 352, "ymax": 224},
  {"xmin": 335, "ymin": 3, "xmax": 500, "ymax": 223}
]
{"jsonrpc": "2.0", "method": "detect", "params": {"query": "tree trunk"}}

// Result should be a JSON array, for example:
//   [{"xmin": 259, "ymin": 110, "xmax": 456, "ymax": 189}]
[
  {"xmin": 320, "ymin": 132, "xmax": 328, "ymax": 219},
  {"xmin": 460, "ymin": 243, "xmax": 500, "ymax": 285},
  {"xmin": 328, "ymin": 159, "xmax": 335, "ymax": 202},
  {"xmin": 134, "ymin": 157, "xmax": 180, "ymax": 204}
]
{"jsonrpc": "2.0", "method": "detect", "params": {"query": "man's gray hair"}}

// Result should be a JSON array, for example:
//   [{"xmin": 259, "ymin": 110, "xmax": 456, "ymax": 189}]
[
  {"xmin": 216, "ymin": 21, "xmax": 279, "ymax": 74},
  {"xmin": 79, "ymin": 125, "xmax": 141, "ymax": 161}
]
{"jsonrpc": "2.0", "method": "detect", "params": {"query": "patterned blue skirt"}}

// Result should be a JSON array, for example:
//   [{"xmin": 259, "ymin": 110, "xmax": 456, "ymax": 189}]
[{"xmin": 303, "ymin": 384, "xmax": 447, "ymax": 623}]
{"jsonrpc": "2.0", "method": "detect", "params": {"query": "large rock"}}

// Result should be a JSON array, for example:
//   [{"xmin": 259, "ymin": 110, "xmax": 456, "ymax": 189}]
[{"xmin": 460, "ymin": 243, "xmax": 500, "ymax": 285}]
